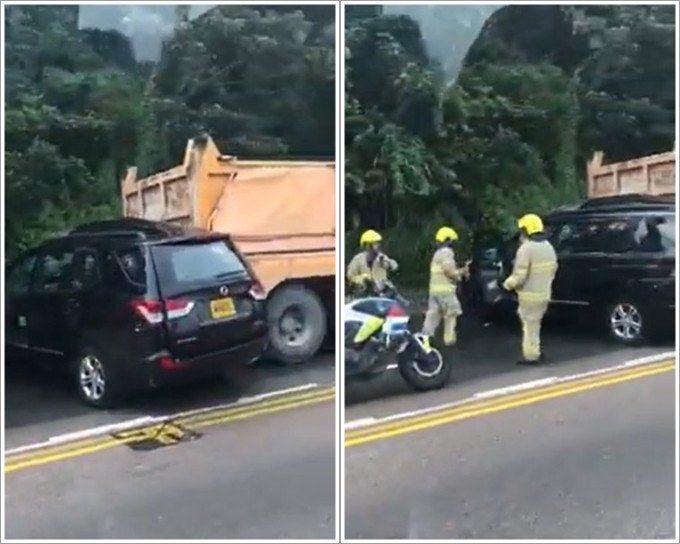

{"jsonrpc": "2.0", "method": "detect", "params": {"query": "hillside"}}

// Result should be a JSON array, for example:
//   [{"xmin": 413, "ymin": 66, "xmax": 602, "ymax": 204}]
[
  {"xmin": 5, "ymin": 5, "xmax": 335, "ymax": 258},
  {"xmin": 344, "ymin": 4, "xmax": 676, "ymax": 283}
]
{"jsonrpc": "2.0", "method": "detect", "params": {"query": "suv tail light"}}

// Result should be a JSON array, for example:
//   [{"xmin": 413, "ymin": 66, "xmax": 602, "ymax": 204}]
[
  {"xmin": 249, "ymin": 279, "xmax": 267, "ymax": 301},
  {"xmin": 131, "ymin": 298, "xmax": 194, "ymax": 324}
]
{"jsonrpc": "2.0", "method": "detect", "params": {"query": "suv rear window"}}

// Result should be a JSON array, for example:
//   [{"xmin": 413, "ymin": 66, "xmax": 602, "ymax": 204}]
[{"xmin": 151, "ymin": 240, "xmax": 248, "ymax": 296}]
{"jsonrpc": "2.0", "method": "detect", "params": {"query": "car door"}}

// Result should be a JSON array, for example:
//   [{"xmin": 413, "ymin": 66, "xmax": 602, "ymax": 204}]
[
  {"xmin": 550, "ymin": 218, "xmax": 607, "ymax": 307},
  {"xmin": 28, "ymin": 241, "xmax": 77, "ymax": 359},
  {"xmin": 5, "ymin": 252, "xmax": 39, "ymax": 352},
  {"xmin": 64, "ymin": 245, "xmax": 111, "ymax": 355},
  {"xmin": 470, "ymin": 235, "xmax": 517, "ymax": 306}
]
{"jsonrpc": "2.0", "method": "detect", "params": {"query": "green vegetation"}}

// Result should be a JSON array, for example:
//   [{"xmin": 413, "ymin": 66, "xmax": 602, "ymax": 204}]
[
  {"xmin": 345, "ymin": 5, "xmax": 675, "ymax": 285},
  {"xmin": 4, "ymin": 5, "xmax": 335, "ymax": 259}
]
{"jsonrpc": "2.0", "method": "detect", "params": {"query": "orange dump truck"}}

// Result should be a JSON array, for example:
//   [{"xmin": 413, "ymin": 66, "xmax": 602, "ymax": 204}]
[
  {"xmin": 587, "ymin": 147, "xmax": 676, "ymax": 198},
  {"xmin": 121, "ymin": 135, "xmax": 335, "ymax": 364}
]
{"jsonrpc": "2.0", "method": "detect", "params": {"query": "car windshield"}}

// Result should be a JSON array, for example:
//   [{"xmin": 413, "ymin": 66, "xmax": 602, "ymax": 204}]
[{"xmin": 151, "ymin": 240, "xmax": 248, "ymax": 296}]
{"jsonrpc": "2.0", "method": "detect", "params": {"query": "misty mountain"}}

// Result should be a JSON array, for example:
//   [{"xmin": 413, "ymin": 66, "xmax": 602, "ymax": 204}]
[
  {"xmin": 78, "ymin": 5, "xmax": 214, "ymax": 61},
  {"xmin": 383, "ymin": 4, "xmax": 502, "ymax": 80}
]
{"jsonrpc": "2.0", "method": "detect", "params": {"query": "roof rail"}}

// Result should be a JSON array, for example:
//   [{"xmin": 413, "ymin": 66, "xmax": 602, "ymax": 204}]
[
  {"xmin": 66, "ymin": 230, "xmax": 147, "ymax": 240},
  {"xmin": 69, "ymin": 219, "xmax": 185, "ymax": 237},
  {"xmin": 579, "ymin": 193, "xmax": 675, "ymax": 209}
]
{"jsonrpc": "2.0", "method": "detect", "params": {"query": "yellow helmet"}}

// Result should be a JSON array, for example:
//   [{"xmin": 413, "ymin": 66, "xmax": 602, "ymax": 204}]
[
  {"xmin": 360, "ymin": 229, "xmax": 382, "ymax": 246},
  {"xmin": 517, "ymin": 213, "xmax": 544, "ymax": 235},
  {"xmin": 435, "ymin": 226, "xmax": 459, "ymax": 243}
]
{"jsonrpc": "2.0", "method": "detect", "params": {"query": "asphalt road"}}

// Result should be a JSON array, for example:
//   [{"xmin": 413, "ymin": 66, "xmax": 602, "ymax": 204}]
[
  {"xmin": 4, "ymin": 352, "xmax": 336, "ymax": 450},
  {"xmin": 345, "ymin": 313, "xmax": 673, "ymax": 410},
  {"xmin": 344, "ymin": 363, "xmax": 676, "ymax": 540},
  {"xmin": 5, "ymin": 390, "xmax": 336, "ymax": 539}
]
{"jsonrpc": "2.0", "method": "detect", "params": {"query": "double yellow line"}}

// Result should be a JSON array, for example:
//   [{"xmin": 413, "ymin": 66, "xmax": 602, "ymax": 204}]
[
  {"xmin": 345, "ymin": 360, "xmax": 675, "ymax": 448},
  {"xmin": 5, "ymin": 386, "xmax": 335, "ymax": 474}
]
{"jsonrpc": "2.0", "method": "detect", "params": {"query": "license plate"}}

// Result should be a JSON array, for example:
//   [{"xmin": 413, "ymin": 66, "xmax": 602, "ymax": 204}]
[{"xmin": 210, "ymin": 297, "xmax": 236, "ymax": 319}]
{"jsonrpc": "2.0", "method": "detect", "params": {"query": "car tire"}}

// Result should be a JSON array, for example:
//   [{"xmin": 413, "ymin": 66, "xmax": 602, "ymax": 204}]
[
  {"xmin": 266, "ymin": 285, "xmax": 327, "ymax": 365},
  {"xmin": 72, "ymin": 349, "xmax": 121, "ymax": 409},
  {"xmin": 605, "ymin": 298, "xmax": 647, "ymax": 345}
]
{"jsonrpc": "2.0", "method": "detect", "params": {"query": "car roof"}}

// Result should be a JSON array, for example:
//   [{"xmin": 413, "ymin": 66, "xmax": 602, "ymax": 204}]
[
  {"xmin": 65, "ymin": 219, "xmax": 226, "ymax": 246},
  {"xmin": 547, "ymin": 194, "xmax": 675, "ymax": 222}
]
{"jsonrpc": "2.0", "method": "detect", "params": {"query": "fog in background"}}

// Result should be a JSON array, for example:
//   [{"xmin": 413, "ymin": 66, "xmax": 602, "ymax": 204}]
[
  {"xmin": 79, "ymin": 4, "xmax": 501, "ymax": 72},
  {"xmin": 79, "ymin": 4, "xmax": 215, "ymax": 61},
  {"xmin": 384, "ymin": 4, "xmax": 502, "ymax": 80}
]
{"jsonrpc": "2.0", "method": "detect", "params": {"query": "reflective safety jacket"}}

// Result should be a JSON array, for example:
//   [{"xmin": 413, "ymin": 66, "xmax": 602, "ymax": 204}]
[
  {"xmin": 503, "ymin": 238, "xmax": 558, "ymax": 303},
  {"xmin": 346, "ymin": 251, "xmax": 398, "ymax": 291},
  {"xmin": 428, "ymin": 246, "xmax": 465, "ymax": 296}
]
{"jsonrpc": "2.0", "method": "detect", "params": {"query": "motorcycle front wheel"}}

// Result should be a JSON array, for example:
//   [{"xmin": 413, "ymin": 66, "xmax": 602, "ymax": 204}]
[{"xmin": 398, "ymin": 346, "xmax": 451, "ymax": 391}]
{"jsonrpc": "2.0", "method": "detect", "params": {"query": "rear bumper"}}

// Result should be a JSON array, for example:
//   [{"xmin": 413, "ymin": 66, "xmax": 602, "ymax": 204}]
[{"xmin": 140, "ymin": 335, "xmax": 269, "ymax": 387}]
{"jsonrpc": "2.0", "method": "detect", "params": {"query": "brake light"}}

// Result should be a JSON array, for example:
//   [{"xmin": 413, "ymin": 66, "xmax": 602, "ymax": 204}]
[
  {"xmin": 387, "ymin": 304, "xmax": 407, "ymax": 318},
  {"xmin": 249, "ymin": 279, "xmax": 267, "ymax": 300},
  {"xmin": 131, "ymin": 298, "xmax": 194, "ymax": 324},
  {"xmin": 165, "ymin": 299, "xmax": 194, "ymax": 319}
]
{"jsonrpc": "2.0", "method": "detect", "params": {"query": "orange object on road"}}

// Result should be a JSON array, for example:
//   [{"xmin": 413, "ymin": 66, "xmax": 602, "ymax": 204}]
[{"xmin": 121, "ymin": 136, "xmax": 335, "ymax": 364}]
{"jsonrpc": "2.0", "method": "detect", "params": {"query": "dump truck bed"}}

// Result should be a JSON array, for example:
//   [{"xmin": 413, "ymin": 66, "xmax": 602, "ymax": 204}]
[
  {"xmin": 587, "ymin": 148, "xmax": 676, "ymax": 199},
  {"xmin": 121, "ymin": 137, "xmax": 335, "ymax": 292}
]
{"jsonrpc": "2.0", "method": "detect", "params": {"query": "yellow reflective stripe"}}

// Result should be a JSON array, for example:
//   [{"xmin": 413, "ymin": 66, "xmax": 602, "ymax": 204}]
[
  {"xmin": 532, "ymin": 261, "xmax": 557, "ymax": 272},
  {"xmin": 350, "ymin": 273, "xmax": 371, "ymax": 284},
  {"xmin": 430, "ymin": 285, "xmax": 455, "ymax": 294},
  {"xmin": 517, "ymin": 291, "xmax": 550, "ymax": 302}
]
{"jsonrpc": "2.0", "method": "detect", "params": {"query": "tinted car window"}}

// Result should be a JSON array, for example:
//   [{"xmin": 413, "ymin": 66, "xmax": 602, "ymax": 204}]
[
  {"xmin": 100, "ymin": 248, "xmax": 147, "ymax": 294},
  {"xmin": 33, "ymin": 248, "xmax": 75, "ymax": 293},
  {"xmin": 71, "ymin": 248, "xmax": 102, "ymax": 290},
  {"xmin": 633, "ymin": 214, "xmax": 676, "ymax": 255},
  {"xmin": 115, "ymin": 246, "xmax": 148, "ymax": 287},
  {"xmin": 552, "ymin": 221, "xmax": 603, "ymax": 254},
  {"xmin": 599, "ymin": 219, "xmax": 637, "ymax": 254},
  {"xmin": 151, "ymin": 240, "xmax": 248, "ymax": 296},
  {"xmin": 6, "ymin": 254, "xmax": 37, "ymax": 297}
]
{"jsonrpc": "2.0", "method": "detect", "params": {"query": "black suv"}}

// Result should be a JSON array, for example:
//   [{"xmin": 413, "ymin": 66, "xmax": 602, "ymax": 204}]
[
  {"xmin": 470, "ymin": 195, "xmax": 676, "ymax": 344},
  {"xmin": 5, "ymin": 219, "xmax": 269, "ymax": 408}
]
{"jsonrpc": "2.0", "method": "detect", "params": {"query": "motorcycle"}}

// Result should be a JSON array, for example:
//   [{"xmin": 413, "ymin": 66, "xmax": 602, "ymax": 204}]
[{"xmin": 344, "ymin": 280, "xmax": 452, "ymax": 391}]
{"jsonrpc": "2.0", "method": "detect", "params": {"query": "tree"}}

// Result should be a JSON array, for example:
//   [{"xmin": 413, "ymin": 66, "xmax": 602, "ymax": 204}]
[
  {"xmin": 5, "ymin": 5, "xmax": 336, "ymax": 259},
  {"xmin": 344, "ymin": 5, "xmax": 675, "ymax": 284}
]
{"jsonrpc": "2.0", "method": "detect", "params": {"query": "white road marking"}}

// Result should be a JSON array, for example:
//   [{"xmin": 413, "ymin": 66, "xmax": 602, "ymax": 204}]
[
  {"xmin": 345, "ymin": 417, "xmax": 377, "ymax": 430},
  {"xmin": 344, "ymin": 351, "xmax": 675, "ymax": 431},
  {"xmin": 5, "ymin": 383, "xmax": 323, "ymax": 456},
  {"xmin": 473, "ymin": 377, "xmax": 559, "ymax": 399}
]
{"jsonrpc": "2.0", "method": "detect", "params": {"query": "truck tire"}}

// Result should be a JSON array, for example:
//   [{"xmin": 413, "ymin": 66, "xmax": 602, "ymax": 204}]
[{"xmin": 266, "ymin": 285, "xmax": 327, "ymax": 365}]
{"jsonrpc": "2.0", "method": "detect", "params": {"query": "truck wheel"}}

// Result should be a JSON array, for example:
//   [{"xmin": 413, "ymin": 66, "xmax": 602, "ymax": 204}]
[{"xmin": 266, "ymin": 285, "xmax": 327, "ymax": 364}]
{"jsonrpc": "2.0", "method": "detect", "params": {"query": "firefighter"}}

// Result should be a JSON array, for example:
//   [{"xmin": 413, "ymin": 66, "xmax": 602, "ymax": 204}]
[
  {"xmin": 346, "ymin": 229, "xmax": 398, "ymax": 295},
  {"xmin": 421, "ymin": 226, "xmax": 470, "ymax": 348},
  {"xmin": 502, "ymin": 213, "xmax": 558, "ymax": 365}
]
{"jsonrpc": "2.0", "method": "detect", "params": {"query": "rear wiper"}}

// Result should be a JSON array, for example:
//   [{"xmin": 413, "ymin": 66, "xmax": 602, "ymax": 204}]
[{"xmin": 214, "ymin": 271, "xmax": 248, "ymax": 280}]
